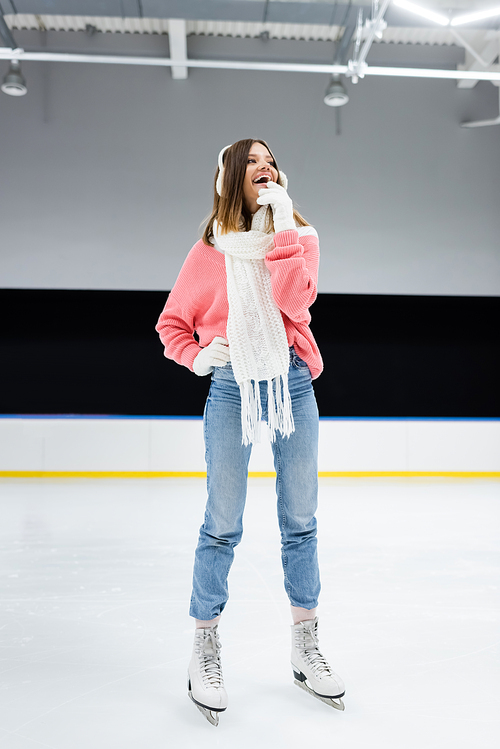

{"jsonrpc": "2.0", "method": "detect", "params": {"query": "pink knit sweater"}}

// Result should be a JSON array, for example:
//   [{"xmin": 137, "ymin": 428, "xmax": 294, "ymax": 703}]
[{"xmin": 155, "ymin": 227, "xmax": 323, "ymax": 379}]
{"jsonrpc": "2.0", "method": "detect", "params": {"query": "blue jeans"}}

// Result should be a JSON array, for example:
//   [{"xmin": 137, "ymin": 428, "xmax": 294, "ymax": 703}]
[{"xmin": 189, "ymin": 347, "xmax": 321, "ymax": 620}]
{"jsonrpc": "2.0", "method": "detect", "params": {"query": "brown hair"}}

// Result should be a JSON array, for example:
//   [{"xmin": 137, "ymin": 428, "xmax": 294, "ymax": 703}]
[{"xmin": 202, "ymin": 138, "xmax": 309, "ymax": 245}]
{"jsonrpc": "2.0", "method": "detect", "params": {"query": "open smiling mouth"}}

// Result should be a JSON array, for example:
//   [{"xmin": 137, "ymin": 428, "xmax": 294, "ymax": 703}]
[{"xmin": 253, "ymin": 175, "xmax": 273, "ymax": 185}]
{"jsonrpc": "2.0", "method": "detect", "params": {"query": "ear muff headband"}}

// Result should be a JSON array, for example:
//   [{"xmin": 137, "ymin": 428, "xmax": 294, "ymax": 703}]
[{"xmin": 215, "ymin": 143, "xmax": 288, "ymax": 196}]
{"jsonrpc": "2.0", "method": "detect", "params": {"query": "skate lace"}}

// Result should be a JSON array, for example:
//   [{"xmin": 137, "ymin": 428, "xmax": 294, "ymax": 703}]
[
  {"xmin": 296, "ymin": 622, "xmax": 333, "ymax": 678},
  {"xmin": 195, "ymin": 629, "xmax": 224, "ymax": 689}
]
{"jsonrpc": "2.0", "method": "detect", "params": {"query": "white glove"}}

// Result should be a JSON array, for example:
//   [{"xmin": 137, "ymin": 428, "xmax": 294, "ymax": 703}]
[
  {"xmin": 193, "ymin": 336, "xmax": 230, "ymax": 376},
  {"xmin": 256, "ymin": 181, "xmax": 295, "ymax": 233}
]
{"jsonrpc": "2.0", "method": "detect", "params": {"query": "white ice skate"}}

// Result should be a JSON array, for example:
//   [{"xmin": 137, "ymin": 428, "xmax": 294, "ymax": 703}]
[
  {"xmin": 291, "ymin": 617, "xmax": 345, "ymax": 711},
  {"xmin": 187, "ymin": 624, "xmax": 228, "ymax": 726}
]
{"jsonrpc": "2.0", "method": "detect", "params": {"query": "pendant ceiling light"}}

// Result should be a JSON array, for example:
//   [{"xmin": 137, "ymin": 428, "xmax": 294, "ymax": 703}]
[
  {"xmin": 324, "ymin": 76, "xmax": 349, "ymax": 107},
  {"xmin": 1, "ymin": 60, "xmax": 27, "ymax": 96}
]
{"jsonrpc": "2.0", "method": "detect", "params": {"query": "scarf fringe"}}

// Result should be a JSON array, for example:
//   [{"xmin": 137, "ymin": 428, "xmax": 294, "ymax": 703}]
[
  {"xmin": 267, "ymin": 373, "xmax": 294, "ymax": 443},
  {"xmin": 239, "ymin": 374, "xmax": 294, "ymax": 446},
  {"xmin": 240, "ymin": 380, "xmax": 262, "ymax": 447}
]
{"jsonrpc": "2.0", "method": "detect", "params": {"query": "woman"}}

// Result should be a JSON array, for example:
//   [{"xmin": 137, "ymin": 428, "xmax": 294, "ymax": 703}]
[{"xmin": 156, "ymin": 139, "xmax": 345, "ymax": 725}]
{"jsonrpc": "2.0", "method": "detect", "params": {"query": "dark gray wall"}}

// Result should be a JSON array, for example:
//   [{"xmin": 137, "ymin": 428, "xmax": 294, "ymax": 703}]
[{"xmin": 0, "ymin": 30, "xmax": 499, "ymax": 294}]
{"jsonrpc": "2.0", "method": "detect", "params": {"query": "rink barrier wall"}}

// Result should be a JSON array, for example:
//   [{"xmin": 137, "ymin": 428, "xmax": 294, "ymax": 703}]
[
  {"xmin": 0, "ymin": 416, "xmax": 499, "ymax": 478},
  {"xmin": 2, "ymin": 290, "xmax": 499, "ymax": 420},
  {"xmin": 1, "ymin": 472, "xmax": 499, "ymax": 479}
]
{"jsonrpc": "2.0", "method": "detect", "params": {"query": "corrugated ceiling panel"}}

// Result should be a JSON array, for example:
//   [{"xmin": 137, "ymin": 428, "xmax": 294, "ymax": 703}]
[
  {"xmin": 187, "ymin": 20, "xmax": 460, "ymax": 45},
  {"xmin": 5, "ymin": 14, "xmax": 170, "ymax": 34},
  {"xmin": 186, "ymin": 19, "xmax": 343, "ymax": 40},
  {"xmin": 382, "ymin": 27, "xmax": 457, "ymax": 46},
  {"xmin": 4, "ymin": 13, "xmax": 463, "ymax": 46}
]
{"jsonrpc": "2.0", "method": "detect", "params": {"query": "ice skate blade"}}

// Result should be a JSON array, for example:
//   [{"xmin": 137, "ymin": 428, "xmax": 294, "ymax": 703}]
[
  {"xmin": 294, "ymin": 678, "xmax": 345, "ymax": 711},
  {"xmin": 188, "ymin": 690, "xmax": 226, "ymax": 727}
]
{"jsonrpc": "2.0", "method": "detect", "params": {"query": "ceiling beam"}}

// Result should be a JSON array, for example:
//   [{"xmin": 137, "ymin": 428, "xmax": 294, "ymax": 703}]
[
  {"xmin": 168, "ymin": 18, "xmax": 187, "ymax": 80},
  {"xmin": 456, "ymin": 33, "xmax": 500, "ymax": 89}
]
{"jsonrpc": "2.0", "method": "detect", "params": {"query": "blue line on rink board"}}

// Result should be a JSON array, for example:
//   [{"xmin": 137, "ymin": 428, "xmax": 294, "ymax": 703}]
[
  {"xmin": 320, "ymin": 417, "xmax": 500, "ymax": 421},
  {"xmin": 0, "ymin": 414, "xmax": 203, "ymax": 420},
  {"xmin": 0, "ymin": 415, "xmax": 499, "ymax": 422}
]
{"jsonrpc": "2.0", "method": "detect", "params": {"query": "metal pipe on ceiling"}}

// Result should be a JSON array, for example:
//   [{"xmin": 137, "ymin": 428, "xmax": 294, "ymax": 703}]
[{"xmin": 0, "ymin": 48, "xmax": 499, "ymax": 81}]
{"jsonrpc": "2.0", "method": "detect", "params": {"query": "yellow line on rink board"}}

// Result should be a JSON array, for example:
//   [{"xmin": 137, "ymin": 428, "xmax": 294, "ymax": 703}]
[
  {"xmin": 319, "ymin": 471, "xmax": 500, "ymax": 478},
  {"xmin": 1, "ymin": 471, "xmax": 499, "ymax": 479},
  {"xmin": 0, "ymin": 471, "xmax": 206, "ymax": 479}
]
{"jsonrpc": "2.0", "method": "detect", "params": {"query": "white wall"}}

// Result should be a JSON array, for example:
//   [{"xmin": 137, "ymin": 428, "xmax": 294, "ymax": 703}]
[
  {"xmin": 0, "ymin": 31, "xmax": 499, "ymax": 295},
  {"xmin": 1, "ymin": 417, "xmax": 499, "ymax": 475}
]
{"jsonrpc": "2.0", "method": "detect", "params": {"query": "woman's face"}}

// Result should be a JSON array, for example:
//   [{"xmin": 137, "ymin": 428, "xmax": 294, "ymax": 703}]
[{"xmin": 242, "ymin": 142, "xmax": 278, "ymax": 214}]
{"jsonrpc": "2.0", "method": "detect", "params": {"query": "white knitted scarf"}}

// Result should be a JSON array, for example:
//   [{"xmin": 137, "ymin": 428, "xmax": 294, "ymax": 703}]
[{"xmin": 214, "ymin": 206, "xmax": 294, "ymax": 446}]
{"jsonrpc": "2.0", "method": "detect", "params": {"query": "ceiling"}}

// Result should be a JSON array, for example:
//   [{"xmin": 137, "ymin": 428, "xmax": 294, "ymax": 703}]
[
  {"xmin": 1, "ymin": 2, "xmax": 499, "ymax": 46},
  {"xmin": 1, "ymin": 1, "xmax": 499, "ymax": 122}
]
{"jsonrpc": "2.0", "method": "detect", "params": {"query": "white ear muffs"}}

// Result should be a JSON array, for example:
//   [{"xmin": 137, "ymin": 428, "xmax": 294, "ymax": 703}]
[
  {"xmin": 278, "ymin": 171, "xmax": 288, "ymax": 190},
  {"xmin": 215, "ymin": 144, "xmax": 232, "ymax": 197},
  {"xmin": 215, "ymin": 144, "xmax": 288, "ymax": 197}
]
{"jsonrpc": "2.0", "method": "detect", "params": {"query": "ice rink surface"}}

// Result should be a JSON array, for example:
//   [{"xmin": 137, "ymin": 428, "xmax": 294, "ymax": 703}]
[{"xmin": 0, "ymin": 477, "xmax": 499, "ymax": 749}]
